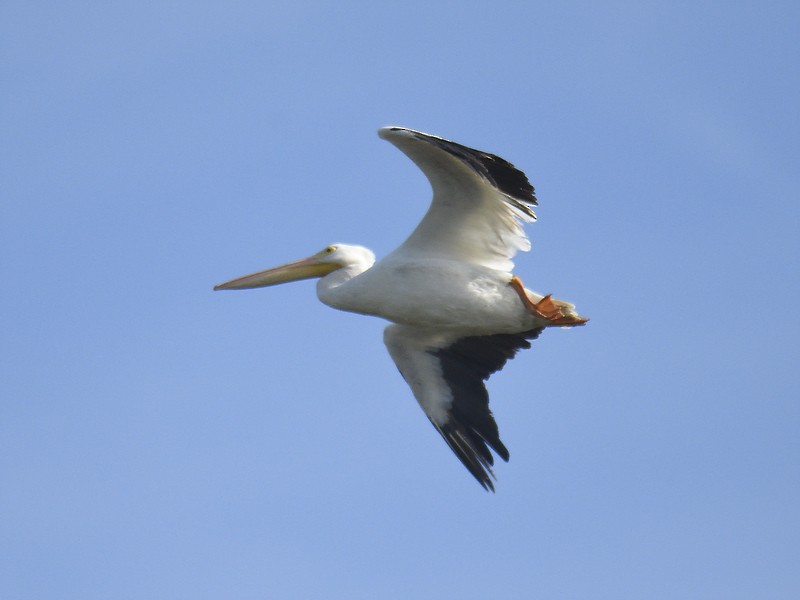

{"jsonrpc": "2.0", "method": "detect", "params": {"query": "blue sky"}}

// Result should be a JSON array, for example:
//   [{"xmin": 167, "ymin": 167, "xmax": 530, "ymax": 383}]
[{"xmin": 2, "ymin": 1, "xmax": 798, "ymax": 598}]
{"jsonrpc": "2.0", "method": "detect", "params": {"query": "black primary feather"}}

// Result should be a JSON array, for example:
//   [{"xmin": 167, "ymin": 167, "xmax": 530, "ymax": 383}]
[{"xmin": 432, "ymin": 328, "xmax": 544, "ymax": 490}]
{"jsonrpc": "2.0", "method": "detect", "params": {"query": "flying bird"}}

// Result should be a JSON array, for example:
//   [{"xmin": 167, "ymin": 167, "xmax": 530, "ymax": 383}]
[{"xmin": 214, "ymin": 127, "xmax": 587, "ymax": 490}]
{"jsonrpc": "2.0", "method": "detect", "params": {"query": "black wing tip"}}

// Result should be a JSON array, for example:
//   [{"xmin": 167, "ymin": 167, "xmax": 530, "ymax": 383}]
[
  {"xmin": 425, "ymin": 134, "xmax": 536, "ymax": 208},
  {"xmin": 433, "ymin": 419, "xmax": 512, "ymax": 492},
  {"xmin": 430, "ymin": 328, "xmax": 544, "ymax": 490},
  {"xmin": 379, "ymin": 126, "xmax": 537, "ymax": 209},
  {"xmin": 435, "ymin": 421, "xmax": 498, "ymax": 492},
  {"xmin": 476, "ymin": 150, "xmax": 537, "ymax": 207}
]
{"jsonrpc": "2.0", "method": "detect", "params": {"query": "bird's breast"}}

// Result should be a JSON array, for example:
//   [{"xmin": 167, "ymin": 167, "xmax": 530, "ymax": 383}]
[{"xmin": 321, "ymin": 259, "xmax": 533, "ymax": 333}]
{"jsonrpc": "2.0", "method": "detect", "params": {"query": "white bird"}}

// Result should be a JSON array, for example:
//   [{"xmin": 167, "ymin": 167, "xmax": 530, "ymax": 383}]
[{"xmin": 214, "ymin": 127, "xmax": 587, "ymax": 491}]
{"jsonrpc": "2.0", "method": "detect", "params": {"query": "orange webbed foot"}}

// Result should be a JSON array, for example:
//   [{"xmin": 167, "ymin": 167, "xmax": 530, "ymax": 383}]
[{"xmin": 509, "ymin": 276, "xmax": 588, "ymax": 326}]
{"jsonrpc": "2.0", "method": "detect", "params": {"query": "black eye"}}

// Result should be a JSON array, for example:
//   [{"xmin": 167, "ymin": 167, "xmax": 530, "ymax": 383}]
[{"xmin": 326, "ymin": 246, "xmax": 335, "ymax": 254}]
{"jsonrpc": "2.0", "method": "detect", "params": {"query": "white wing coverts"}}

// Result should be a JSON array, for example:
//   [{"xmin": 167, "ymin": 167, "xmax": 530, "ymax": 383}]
[{"xmin": 378, "ymin": 127, "xmax": 537, "ymax": 273}]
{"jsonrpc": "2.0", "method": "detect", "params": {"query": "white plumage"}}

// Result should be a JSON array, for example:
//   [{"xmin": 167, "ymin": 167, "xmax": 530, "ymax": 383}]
[{"xmin": 215, "ymin": 127, "xmax": 587, "ymax": 490}]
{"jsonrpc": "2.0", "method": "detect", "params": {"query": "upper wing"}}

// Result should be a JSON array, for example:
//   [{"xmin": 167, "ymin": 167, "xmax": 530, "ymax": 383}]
[
  {"xmin": 379, "ymin": 127, "xmax": 537, "ymax": 272},
  {"xmin": 384, "ymin": 324, "xmax": 544, "ymax": 491}
]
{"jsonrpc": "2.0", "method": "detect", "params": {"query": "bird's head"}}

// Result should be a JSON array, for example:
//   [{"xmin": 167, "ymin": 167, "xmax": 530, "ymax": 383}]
[{"xmin": 213, "ymin": 244, "xmax": 375, "ymax": 291}]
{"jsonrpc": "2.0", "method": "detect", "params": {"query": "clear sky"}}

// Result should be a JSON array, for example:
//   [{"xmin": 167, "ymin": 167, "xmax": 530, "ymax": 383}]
[{"xmin": 2, "ymin": 1, "xmax": 798, "ymax": 598}]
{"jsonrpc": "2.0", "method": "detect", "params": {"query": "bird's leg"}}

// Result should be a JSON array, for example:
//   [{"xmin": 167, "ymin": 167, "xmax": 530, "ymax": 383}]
[{"xmin": 509, "ymin": 276, "xmax": 588, "ymax": 326}]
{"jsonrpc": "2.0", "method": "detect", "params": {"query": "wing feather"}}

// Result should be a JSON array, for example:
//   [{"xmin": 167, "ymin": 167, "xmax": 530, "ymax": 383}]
[
  {"xmin": 379, "ymin": 127, "xmax": 537, "ymax": 272},
  {"xmin": 384, "ymin": 324, "xmax": 544, "ymax": 491}
]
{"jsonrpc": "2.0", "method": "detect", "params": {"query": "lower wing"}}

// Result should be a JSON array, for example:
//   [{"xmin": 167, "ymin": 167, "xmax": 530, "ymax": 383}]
[{"xmin": 383, "ymin": 324, "xmax": 543, "ymax": 491}]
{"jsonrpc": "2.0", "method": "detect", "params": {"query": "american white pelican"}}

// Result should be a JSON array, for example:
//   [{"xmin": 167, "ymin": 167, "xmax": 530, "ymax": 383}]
[{"xmin": 215, "ymin": 127, "xmax": 587, "ymax": 490}]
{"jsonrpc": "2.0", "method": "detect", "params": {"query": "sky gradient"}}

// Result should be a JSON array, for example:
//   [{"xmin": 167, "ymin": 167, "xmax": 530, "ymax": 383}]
[{"xmin": 2, "ymin": 1, "xmax": 799, "ymax": 598}]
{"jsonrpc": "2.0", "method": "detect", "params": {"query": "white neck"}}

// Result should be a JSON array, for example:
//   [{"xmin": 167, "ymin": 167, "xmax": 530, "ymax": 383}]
[{"xmin": 315, "ymin": 246, "xmax": 376, "ymax": 313}]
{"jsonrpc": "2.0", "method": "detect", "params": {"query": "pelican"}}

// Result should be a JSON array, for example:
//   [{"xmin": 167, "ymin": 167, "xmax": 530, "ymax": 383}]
[{"xmin": 214, "ymin": 127, "xmax": 587, "ymax": 491}]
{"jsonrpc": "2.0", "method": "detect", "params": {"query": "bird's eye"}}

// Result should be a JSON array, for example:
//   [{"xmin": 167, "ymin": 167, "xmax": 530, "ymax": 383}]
[{"xmin": 326, "ymin": 246, "xmax": 335, "ymax": 254}]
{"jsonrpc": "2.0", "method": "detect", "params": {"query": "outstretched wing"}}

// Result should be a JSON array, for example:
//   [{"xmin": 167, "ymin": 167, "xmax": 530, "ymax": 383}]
[
  {"xmin": 384, "ymin": 324, "xmax": 544, "ymax": 491},
  {"xmin": 379, "ymin": 126, "xmax": 537, "ymax": 273}
]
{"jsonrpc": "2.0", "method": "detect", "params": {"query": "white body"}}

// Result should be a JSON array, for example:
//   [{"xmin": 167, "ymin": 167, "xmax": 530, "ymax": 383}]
[
  {"xmin": 214, "ymin": 127, "xmax": 585, "ymax": 491},
  {"xmin": 317, "ymin": 253, "xmax": 544, "ymax": 333}
]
